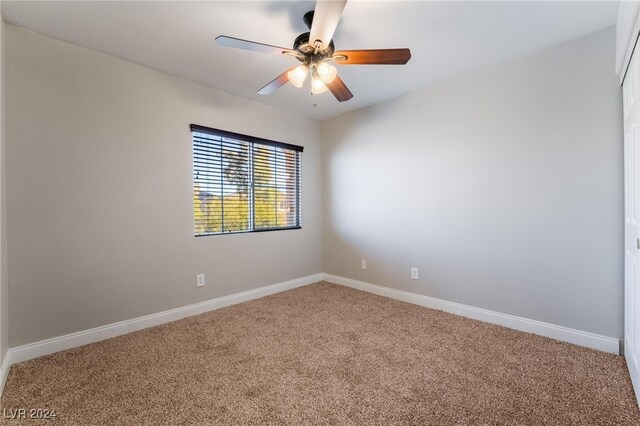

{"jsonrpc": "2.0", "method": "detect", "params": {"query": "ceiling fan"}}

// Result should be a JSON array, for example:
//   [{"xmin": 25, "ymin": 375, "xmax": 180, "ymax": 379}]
[{"xmin": 215, "ymin": 0, "xmax": 411, "ymax": 106}]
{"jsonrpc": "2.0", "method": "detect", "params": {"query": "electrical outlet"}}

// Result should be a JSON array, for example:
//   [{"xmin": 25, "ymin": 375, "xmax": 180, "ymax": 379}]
[
  {"xmin": 196, "ymin": 274, "xmax": 205, "ymax": 287},
  {"xmin": 411, "ymin": 268, "xmax": 419, "ymax": 280},
  {"xmin": 361, "ymin": 260, "xmax": 367, "ymax": 270}
]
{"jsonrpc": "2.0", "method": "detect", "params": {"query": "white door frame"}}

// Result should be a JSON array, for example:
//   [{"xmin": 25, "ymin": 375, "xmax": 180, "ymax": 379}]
[{"xmin": 624, "ymin": 39, "xmax": 640, "ymax": 408}]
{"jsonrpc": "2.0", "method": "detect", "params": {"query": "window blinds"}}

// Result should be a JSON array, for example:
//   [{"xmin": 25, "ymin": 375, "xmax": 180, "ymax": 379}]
[{"xmin": 191, "ymin": 124, "xmax": 302, "ymax": 236}]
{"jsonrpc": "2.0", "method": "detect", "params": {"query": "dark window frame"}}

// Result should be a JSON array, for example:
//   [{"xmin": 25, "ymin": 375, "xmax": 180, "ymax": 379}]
[{"xmin": 191, "ymin": 124, "xmax": 303, "ymax": 237}]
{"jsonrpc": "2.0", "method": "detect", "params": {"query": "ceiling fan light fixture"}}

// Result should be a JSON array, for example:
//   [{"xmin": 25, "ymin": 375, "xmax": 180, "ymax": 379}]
[
  {"xmin": 317, "ymin": 61, "xmax": 338, "ymax": 84},
  {"xmin": 312, "ymin": 76, "xmax": 329, "ymax": 94},
  {"xmin": 288, "ymin": 65, "xmax": 309, "ymax": 88}
]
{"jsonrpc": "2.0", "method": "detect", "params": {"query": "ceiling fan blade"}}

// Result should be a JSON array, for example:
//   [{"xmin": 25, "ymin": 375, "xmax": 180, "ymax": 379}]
[
  {"xmin": 216, "ymin": 35, "xmax": 296, "ymax": 56},
  {"xmin": 334, "ymin": 49, "xmax": 411, "ymax": 65},
  {"xmin": 326, "ymin": 75, "xmax": 353, "ymax": 102},
  {"xmin": 258, "ymin": 67, "xmax": 297, "ymax": 95},
  {"xmin": 309, "ymin": 0, "xmax": 348, "ymax": 51}
]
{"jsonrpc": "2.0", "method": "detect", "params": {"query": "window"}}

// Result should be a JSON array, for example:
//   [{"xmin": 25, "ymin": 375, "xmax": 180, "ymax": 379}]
[{"xmin": 191, "ymin": 124, "xmax": 303, "ymax": 236}]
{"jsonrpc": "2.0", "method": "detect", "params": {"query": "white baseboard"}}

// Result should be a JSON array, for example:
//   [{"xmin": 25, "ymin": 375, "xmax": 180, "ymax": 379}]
[
  {"xmin": 0, "ymin": 351, "xmax": 10, "ymax": 396},
  {"xmin": 3, "ymin": 273, "xmax": 323, "ymax": 376},
  {"xmin": 323, "ymin": 274, "xmax": 620, "ymax": 355}
]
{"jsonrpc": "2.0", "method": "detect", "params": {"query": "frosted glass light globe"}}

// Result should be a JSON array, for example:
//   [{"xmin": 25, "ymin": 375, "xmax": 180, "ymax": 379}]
[
  {"xmin": 317, "ymin": 62, "xmax": 338, "ymax": 84},
  {"xmin": 312, "ymin": 77, "xmax": 328, "ymax": 94},
  {"xmin": 287, "ymin": 65, "xmax": 308, "ymax": 88}
]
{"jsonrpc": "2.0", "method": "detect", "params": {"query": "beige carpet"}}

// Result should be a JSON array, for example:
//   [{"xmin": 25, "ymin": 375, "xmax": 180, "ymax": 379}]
[{"xmin": 1, "ymin": 281, "xmax": 639, "ymax": 425}]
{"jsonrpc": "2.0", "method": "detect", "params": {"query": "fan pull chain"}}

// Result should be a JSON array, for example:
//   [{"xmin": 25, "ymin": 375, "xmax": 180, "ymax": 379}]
[{"xmin": 311, "ymin": 68, "xmax": 317, "ymax": 108}]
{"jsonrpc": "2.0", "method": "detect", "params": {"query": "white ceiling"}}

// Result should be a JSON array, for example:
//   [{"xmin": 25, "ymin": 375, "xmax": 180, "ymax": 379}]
[{"xmin": 2, "ymin": 1, "xmax": 619, "ymax": 121}]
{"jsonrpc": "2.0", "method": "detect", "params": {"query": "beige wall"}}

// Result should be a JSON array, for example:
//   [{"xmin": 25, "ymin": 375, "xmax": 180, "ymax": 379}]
[
  {"xmin": 322, "ymin": 28, "xmax": 624, "ymax": 339},
  {"xmin": 0, "ymin": 12, "xmax": 7, "ymax": 368},
  {"xmin": 5, "ymin": 25, "xmax": 322, "ymax": 347}
]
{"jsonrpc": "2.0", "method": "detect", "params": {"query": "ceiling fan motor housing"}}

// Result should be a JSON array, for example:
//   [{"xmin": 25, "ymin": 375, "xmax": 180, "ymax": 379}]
[{"xmin": 293, "ymin": 32, "xmax": 335, "ymax": 66}]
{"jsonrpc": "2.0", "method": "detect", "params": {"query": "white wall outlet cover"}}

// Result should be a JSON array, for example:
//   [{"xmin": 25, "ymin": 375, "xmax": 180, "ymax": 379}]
[
  {"xmin": 411, "ymin": 268, "xmax": 419, "ymax": 280},
  {"xmin": 196, "ymin": 274, "xmax": 205, "ymax": 287},
  {"xmin": 361, "ymin": 260, "xmax": 367, "ymax": 270}
]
